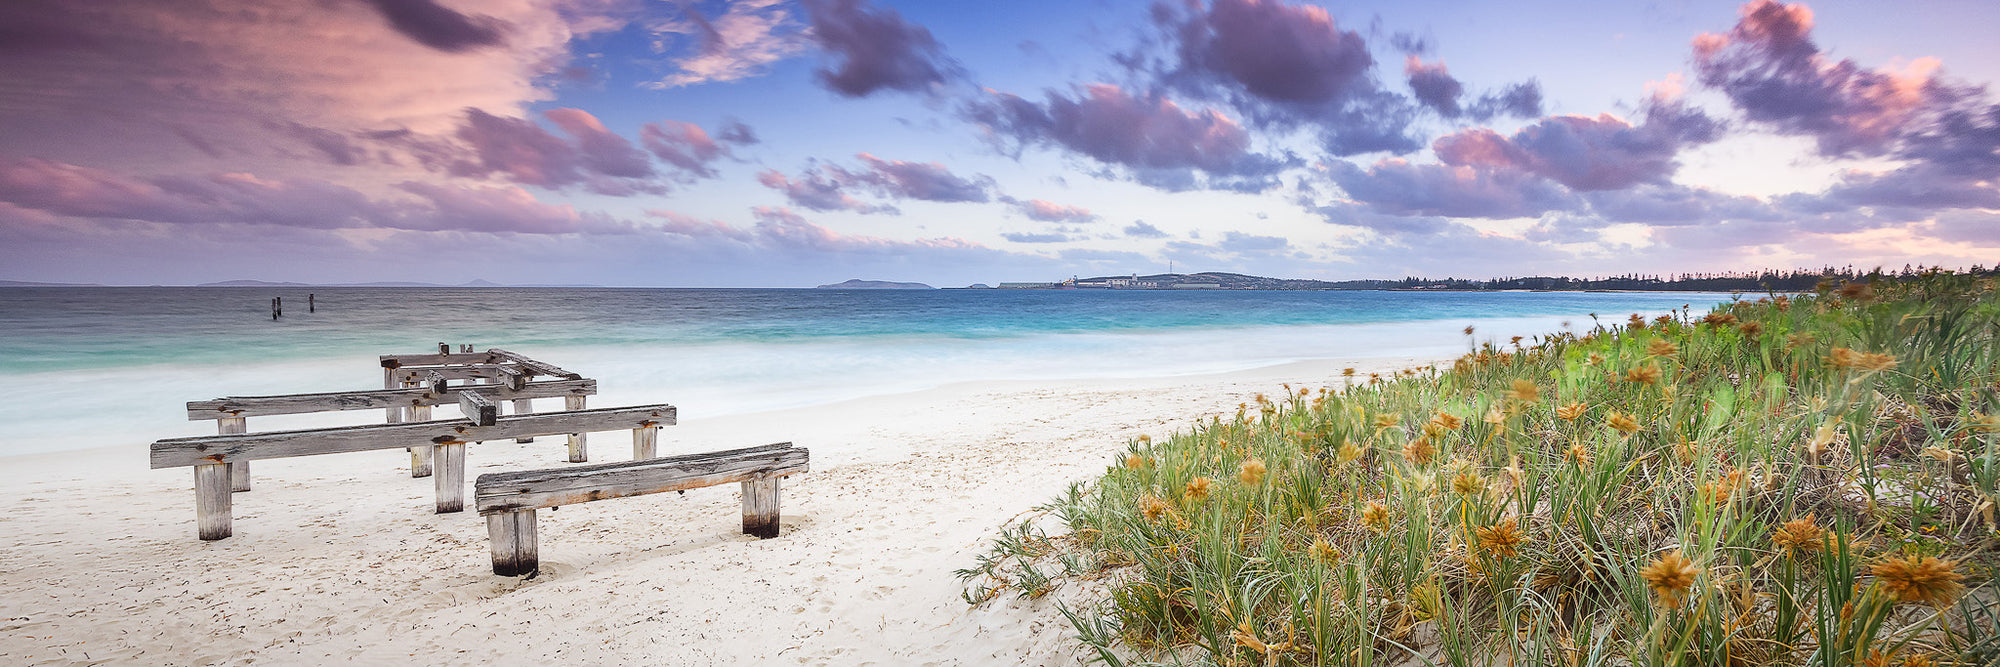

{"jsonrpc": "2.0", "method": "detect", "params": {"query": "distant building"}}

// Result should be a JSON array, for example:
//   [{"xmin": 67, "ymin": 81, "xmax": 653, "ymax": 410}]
[
  {"xmin": 1173, "ymin": 283, "xmax": 1222, "ymax": 289},
  {"xmin": 997, "ymin": 282, "xmax": 1060, "ymax": 289}
]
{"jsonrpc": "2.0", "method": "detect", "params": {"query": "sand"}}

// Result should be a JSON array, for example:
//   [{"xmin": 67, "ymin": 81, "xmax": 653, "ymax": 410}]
[{"xmin": 0, "ymin": 356, "xmax": 1438, "ymax": 666}]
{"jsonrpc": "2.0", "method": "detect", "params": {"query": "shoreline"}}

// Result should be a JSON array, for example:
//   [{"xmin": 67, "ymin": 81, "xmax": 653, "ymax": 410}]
[{"xmin": 0, "ymin": 354, "xmax": 1443, "ymax": 665}]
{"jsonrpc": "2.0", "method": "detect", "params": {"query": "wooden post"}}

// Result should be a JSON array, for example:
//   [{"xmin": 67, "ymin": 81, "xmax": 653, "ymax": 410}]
[
  {"xmin": 565, "ymin": 395, "xmax": 588, "ymax": 463},
  {"xmin": 435, "ymin": 443, "xmax": 466, "ymax": 513},
  {"xmin": 271, "ymin": 297, "xmax": 280, "ymax": 320},
  {"xmin": 220, "ymin": 416, "xmax": 250, "ymax": 492},
  {"xmin": 741, "ymin": 476, "xmax": 781, "ymax": 538},
  {"xmin": 195, "ymin": 463, "xmax": 233, "ymax": 540},
  {"xmin": 487, "ymin": 510, "xmax": 538, "ymax": 576},
  {"xmin": 512, "ymin": 398, "xmax": 535, "ymax": 443},
  {"xmin": 308, "ymin": 293, "xmax": 314, "ymax": 313},
  {"xmin": 632, "ymin": 426, "xmax": 657, "ymax": 459},
  {"xmin": 409, "ymin": 404, "xmax": 434, "ymax": 477}
]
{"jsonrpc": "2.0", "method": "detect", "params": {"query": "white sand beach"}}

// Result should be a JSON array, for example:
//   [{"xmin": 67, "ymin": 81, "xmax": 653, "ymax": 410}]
[{"xmin": 0, "ymin": 356, "xmax": 1438, "ymax": 666}]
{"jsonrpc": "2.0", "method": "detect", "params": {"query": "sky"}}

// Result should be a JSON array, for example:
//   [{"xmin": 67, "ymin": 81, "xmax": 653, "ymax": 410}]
[{"xmin": 0, "ymin": 0, "xmax": 1996, "ymax": 287}]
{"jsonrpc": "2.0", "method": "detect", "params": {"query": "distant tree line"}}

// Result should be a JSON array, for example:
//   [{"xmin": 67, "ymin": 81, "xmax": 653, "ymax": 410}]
[{"xmin": 1319, "ymin": 264, "xmax": 2000, "ymax": 293}]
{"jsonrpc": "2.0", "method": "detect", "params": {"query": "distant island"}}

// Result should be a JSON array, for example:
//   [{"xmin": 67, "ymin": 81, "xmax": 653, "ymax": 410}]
[
  {"xmin": 997, "ymin": 265, "xmax": 1997, "ymax": 292},
  {"xmin": 815, "ymin": 279, "xmax": 935, "ymax": 290}
]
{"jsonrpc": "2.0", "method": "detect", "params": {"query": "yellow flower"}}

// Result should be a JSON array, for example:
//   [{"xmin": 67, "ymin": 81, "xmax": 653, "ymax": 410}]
[
  {"xmin": 1504, "ymin": 379, "xmax": 1540, "ymax": 404},
  {"xmin": 1238, "ymin": 459, "xmax": 1267, "ymax": 486},
  {"xmin": 1640, "ymin": 550, "xmax": 1700, "ymax": 609},
  {"xmin": 1308, "ymin": 537, "xmax": 1343, "ymax": 566},
  {"xmin": 1769, "ymin": 516, "xmax": 1825, "ymax": 558},
  {"xmin": 1139, "ymin": 495, "xmax": 1170, "ymax": 522},
  {"xmin": 1606, "ymin": 412, "xmax": 1641, "ymax": 434},
  {"xmin": 1556, "ymin": 402, "xmax": 1587, "ymax": 421},
  {"xmin": 1647, "ymin": 338, "xmax": 1679, "ymax": 358},
  {"xmin": 1361, "ymin": 501, "xmax": 1391, "ymax": 533},
  {"xmin": 1473, "ymin": 519, "xmax": 1524, "ymax": 558},
  {"xmin": 1185, "ymin": 477, "xmax": 1215, "ymax": 503},
  {"xmin": 1404, "ymin": 437, "xmax": 1436, "ymax": 467},
  {"xmin": 1450, "ymin": 469, "xmax": 1485, "ymax": 496},
  {"xmin": 1871, "ymin": 555, "xmax": 1966, "ymax": 607}
]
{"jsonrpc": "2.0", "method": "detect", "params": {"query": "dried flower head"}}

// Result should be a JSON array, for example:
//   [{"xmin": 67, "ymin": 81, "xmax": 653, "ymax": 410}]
[
  {"xmin": 1640, "ymin": 550, "xmax": 1700, "ymax": 609},
  {"xmin": 1124, "ymin": 454, "xmax": 1150, "ymax": 470},
  {"xmin": 1431, "ymin": 412, "xmax": 1463, "ymax": 431},
  {"xmin": 1701, "ymin": 312, "xmax": 1740, "ymax": 328},
  {"xmin": 1373, "ymin": 413, "xmax": 1401, "ymax": 430},
  {"xmin": 1587, "ymin": 353, "xmax": 1606, "ymax": 366},
  {"xmin": 1238, "ymin": 459, "xmax": 1267, "ymax": 486},
  {"xmin": 1404, "ymin": 437, "xmax": 1437, "ymax": 467},
  {"xmin": 1740, "ymin": 321, "xmax": 1764, "ymax": 338},
  {"xmin": 1139, "ymin": 495, "xmax": 1170, "ymax": 522},
  {"xmin": 1308, "ymin": 537, "xmax": 1343, "ymax": 566},
  {"xmin": 1482, "ymin": 405, "xmax": 1506, "ymax": 425},
  {"xmin": 1770, "ymin": 515, "xmax": 1825, "ymax": 558},
  {"xmin": 1566, "ymin": 443, "xmax": 1592, "ymax": 465},
  {"xmin": 1786, "ymin": 332, "xmax": 1816, "ymax": 350},
  {"xmin": 1628, "ymin": 313, "xmax": 1648, "ymax": 330},
  {"xmin": 1607, "ymin": 412, "xmax": 1641, "ymax": 434},
  {"xmin": 1871, "ymin": 554, "xmax": 1965, "ymax": 607},
  {"xmin": 1556, "ymin": 402, "xmax": 1587, "ymax": 421},
  {"xmin": 1136, "ymin": 434, "xmax": 1151, "ymax": 443},
  {"xmin": 1451, "ymin": 469, "xmax": 1485, "ymax": 496},
  {"xmin": 1837, "ymin": 282, "xmax": 1877, "ymax": 302},
  {"xmin": 1504, "ymin": 379, "xmax": 1541, "ymax": 404},
  {"xmin": 1185, "ymin": 477, "xmax": 1220, "ymax": 504},
  {"xmin": 1970, "ymin": 413, "xmax": 2000, "ymax": 433},
  {"xmin": 1647, "ymin": 339, "xmax": 1679, "ymax": 358},
  {"xmin": 1335, "ymin": 440, "xmax": 1365, "ymax": 465},
  {"xmin": 1473, "ymin": 519, "xmax": 1524, "ymax": 558},
  {"xmin": 1625, "ymin": 365, "xmax": 1662, "ymax": 385},
  {"xmin": 1361, "ymin": 501, "xmax": 1391, "ymax": 533}
]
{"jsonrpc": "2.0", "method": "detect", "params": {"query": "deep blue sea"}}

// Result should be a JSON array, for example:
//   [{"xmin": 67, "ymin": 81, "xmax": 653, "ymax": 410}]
[{"xmin": 0, "ymin": 287, "xmax": 1731, "ymax": 455}]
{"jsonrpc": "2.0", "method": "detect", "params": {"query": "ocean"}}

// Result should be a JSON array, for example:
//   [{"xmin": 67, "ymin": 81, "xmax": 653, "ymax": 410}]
[{"xmin": 0, "ymin": 287, "xmax": 1732, "ymax": 456}]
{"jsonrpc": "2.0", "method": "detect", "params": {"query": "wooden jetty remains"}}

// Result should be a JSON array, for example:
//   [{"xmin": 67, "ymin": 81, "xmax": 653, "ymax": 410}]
[
  {"xmin": 158, "ymin": 346, "xmax": 671, "ymax": 540},
  {"xmin": 476, "ymin": 443, "xmax": 809, "ymax": 575}
]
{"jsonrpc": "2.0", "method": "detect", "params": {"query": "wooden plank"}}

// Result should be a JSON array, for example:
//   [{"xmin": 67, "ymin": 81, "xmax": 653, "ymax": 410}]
[
  {"xmin": 632, "ymin": 426, "xmax": 657, "ymax": 460},
  {"xmin": 152, "ymin": 404, "xmax": 677, "ymax": 469},
  {"xmin": 380, "ymin": 351, "xmax": 496, "ymax": 368},
  {"xmin": 458, "ymin": 391, "xmax": 497, "ymax": 426},
  {"xmin": 195, "ymin": 464, "xmax": 232, "ymax": 540},
  {"xmin": 486, "ymin": 510, "xmax": 538, "ymax": 576},
  {"xmin": 187, "ymin": 379, "xmax": 597, "ymax": 419},
  {"xmin": 436, "ymin": 443, "xmax": 467, "ymax": 513},
  {"xmin": 220, "ymin": 417, "xmax": 250, "ymax": 492},
  {"xmin": 513, "ymin": 398, "xmax": 535, "ymax": 443},
  {"xmin": 742, "ymin": 476, "xmax": 781, "ymax": 538},
  {"xmin": 394, "ymin": 365, "xmax": 510, "ymax": 384},
  {"xmin": 383, "ymin": 368, "xmax": 404, "ymax": 425},
  {"xmin": 474, "ymin": 443, "xmax": 806, "ymax": 515},
  {"xmin": 489, "ymin": 348, "xmax": 583, "ymax": 380},
  {"xmin": 496, "ymin": 365, "xmax": 527, "ymax": 391},
  {"xmin": 565, "ymin": 395, "xmax": 589, "ymax": 463}
]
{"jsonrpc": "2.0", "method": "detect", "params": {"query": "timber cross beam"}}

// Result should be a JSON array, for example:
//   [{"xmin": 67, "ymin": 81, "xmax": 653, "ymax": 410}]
[{"xmin": 475, "ymin": 443, "xmax": 810, "ymax": 576}]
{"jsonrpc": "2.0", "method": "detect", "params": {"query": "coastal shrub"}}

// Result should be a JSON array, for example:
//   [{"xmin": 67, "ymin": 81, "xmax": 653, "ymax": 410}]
[{"xmin": 961, "ymin": 272, "xmax": 2000, "ymax": 666}]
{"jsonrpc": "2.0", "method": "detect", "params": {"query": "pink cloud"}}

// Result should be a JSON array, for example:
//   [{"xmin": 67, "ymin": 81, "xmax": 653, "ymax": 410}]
[{"xmin": 1013, "ymin": 199, "xmax": 1096, "ymax": 223}]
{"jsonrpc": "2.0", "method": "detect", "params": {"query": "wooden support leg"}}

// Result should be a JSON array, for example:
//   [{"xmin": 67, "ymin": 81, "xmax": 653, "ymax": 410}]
[
  {"xmin": 219, "ymin": 417, "xmax": 250, "ymax": 492},
  {"xmin": 741, "ymin": 476, "xmax": 781, "ymax": 539},
  {"xmin": 565, "ymin": 395, "xmax": 588, "ymax": 463},
  {"xmin": 195, "ymin": 464, "xmax": 233, "ymax": 541},
  {"xmin": 512, "ymin": 399, "xmax": 535, "ymax": 443},
  {"xmin": 632, "ymin": 426, "xmax": 657, "ymax": 460},
  {"xmin": 409, "ymin": 405, "xmax": 435, "ymax": 478},
  {"xmin": 487, "ymin": 510, "xmax": 539, "ymax": 576},
  {"xmin": 435, "ymin": 443, "xmax": 466, "ymax": 513}
]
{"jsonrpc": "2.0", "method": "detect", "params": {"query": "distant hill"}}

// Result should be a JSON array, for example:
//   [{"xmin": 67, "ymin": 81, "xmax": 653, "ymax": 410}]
[
  {"xmin": 815, "ymin": 279, "xmax": 935, "ymax": 290},
  {"xmin": 0, "ymin": 279, "xmax": 96, "ymax": 286},
  {"xmin": 198, "ymin": 279, "xmax": 313, "ymax": 287}
]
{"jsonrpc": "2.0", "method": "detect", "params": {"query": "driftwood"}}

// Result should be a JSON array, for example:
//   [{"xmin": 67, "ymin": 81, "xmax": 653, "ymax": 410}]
[{"xmin": 475, "ymin": 443, "xmax": 807, "ymax": 575}]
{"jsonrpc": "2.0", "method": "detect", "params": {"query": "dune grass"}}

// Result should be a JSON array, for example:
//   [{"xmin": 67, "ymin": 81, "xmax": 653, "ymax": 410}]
[{"xmin": 961, "ymin": 273, "xmax": 2000, "ymax": 666}]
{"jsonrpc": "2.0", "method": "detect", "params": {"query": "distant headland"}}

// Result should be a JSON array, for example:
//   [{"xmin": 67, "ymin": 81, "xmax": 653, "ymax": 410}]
[
  {"xmin": 814, "ymin": 279, "xmax": 935, "ymax": 290},
  {"xmin": 991, "ymin": 265, "xmax": 1997, "ymax": 292}
]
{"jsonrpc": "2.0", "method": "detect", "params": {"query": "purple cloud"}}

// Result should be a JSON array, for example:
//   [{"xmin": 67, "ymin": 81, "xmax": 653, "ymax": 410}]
[
  {"xmin": 1405, "ymin": 57, "xmax": 1542, "ymax": 121},
  {"xmin": 545, "ymin": 108, "xmax": 654, "ymax": 180},
  {"xmin": 1011, "ymin": 198, "xmax": 1097, "ymax": 223},
  {"xmin": 1175, "ymin": 0, "xmax": 1373, "ymax": 105},
  {"xmin": 1001, "ymin": 232, "xmax": 1072, "ymax": 243},
  {"xmin": 802, "ymin": 0, "xmax": 953, "ymax": 97},
  {"xmin": 1325, "ymin": 158, "xmax": 1581, "ymax": 220},
  {"xmin": 1430, "ymin": 98, "xmax": 1721, "ymax": 191},
  {"xmin": 966, "ymin": 83, "xmax": 1288, "ymax": 188},
  {"xmin": 1124, "ymin": 220, "xmax": 1168, "ymax": 238},
  {"xmin": 756, "ymin": 154, "xmax": 991, "ymax": 211},
  {"xmin": 755, "ymin": 168, "xmax": 894, "ymax": 214},
  {"xmin": 641, "ymin": 120, "xmax": 730, "ymax": 178},
  {"xmin": 361, "ymin": 0, "xmax": 509, "ymax": 53}
]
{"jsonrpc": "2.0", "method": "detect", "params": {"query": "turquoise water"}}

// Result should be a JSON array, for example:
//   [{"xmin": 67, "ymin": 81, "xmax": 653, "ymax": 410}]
[{"xmin": 0, "ymin": 287, "xmax": 1731, "ymax": 455}]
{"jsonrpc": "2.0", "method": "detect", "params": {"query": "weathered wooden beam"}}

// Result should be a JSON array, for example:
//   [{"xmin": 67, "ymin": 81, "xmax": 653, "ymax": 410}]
[
  {"xmin": 513, "ymin": 398, "xmax": 535, "ymax": 443},
  {"xmin": 152, "ymin": 404, "xmax": 677, "ymax": 469},
  {"xmin": 220, "ymin": 416, "xmax": 250, "ymax": 492},
  {"xmin": 424, "ymin": 370, "xmax": 447, "ymax": 395},
  {"xmin": 488, "ymin": 348, "xmax": 583, "ymax": 380},
  {"xmin": 458, "ymin": 391, "xmax": 497, "ymax": 426},
  {"xmin": 393, "ymin": 364, "xmax": 509, "ymax": 384},
  {"xmin": 564, "ymin": 395, "xmax": 589, "ymax": 463},
  {"xmin": 187, "ymin": 379, "xmax": 597, "ymax": 420},
  {"xmin": 436, "ymin": 443, "xmax": 467, "ymax": 513},
  {"xmin": 632, "ymin": 426, "xmax": 658, "ymax": 459},
  {"xmin": 741, "ymin": 476, "xmax": 782, "ymax": 538},
  {"xmin": 195, "ymin": 463, "xmax": 232, "ymax": 540},
  {"xmin": 486, "ymin": 510, "xmax": 538, "ymax": 576},
  {"xmin": 409, "ymin": 405, "xmax": 435, "ymax": 477},
  {"xmin": 380, "ymin": 351, "xmax": 495, "ymax": 368},
  {"xmin": 496, "ymin": 365, "xmax": 528, "ymax": 390},
  {"xmin": 474, "ymin": 443, "xmax": 805, "ymax": 515}
]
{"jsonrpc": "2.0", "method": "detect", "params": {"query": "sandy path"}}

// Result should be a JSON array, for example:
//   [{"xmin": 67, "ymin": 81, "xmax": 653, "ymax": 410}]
[{"xmin": 0, "ymin": 357, "xmax": 1433, "ymax": 666}]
